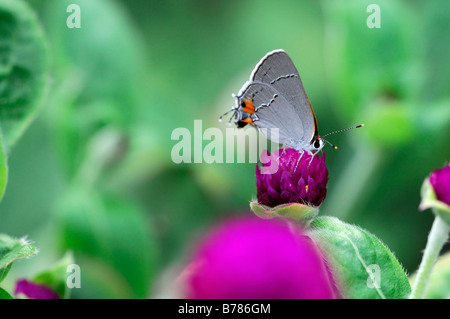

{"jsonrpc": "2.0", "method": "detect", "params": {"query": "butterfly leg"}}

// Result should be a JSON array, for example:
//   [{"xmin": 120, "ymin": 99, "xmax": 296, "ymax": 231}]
[
  {"xmin": 308, "ymin": 143, "xmax": 326, "ymax": 168},
  {"xmin": 294, "ymin": 150, "xmax": 304, "ymax": 173},
  {"xmin": 308, "ymin": 151, "xmax": 317, "ymax": 168},
  {"xmin": 276, "ymin": 146, "xmax": 287, "ymax": 161}
]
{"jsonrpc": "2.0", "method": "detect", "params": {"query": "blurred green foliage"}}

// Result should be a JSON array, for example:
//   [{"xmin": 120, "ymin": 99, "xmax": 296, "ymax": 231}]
[
  {"xmin": 0, "ymin": 0, "xmax": 448, "ymax": 298},
  {"xmin": 0, "ymin": 0, "xmax": 49, "ymax": 200},
  {"xmin": 0, "ymin": 0, "xmax": 48, "ymax": 149},
  {"xmin": 32, "ymin": 252, "xmax": 74, "ymax": 299},
  {"xmin": 410, "ymin": 252, "xmax": 450, "ymax": 299}
]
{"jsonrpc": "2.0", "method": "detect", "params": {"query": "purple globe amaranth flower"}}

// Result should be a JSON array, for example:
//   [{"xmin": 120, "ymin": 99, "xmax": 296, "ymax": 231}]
[
  {"xmin": 184, "ymin": 216, "xmax": 338, "ymax": 299},
  {"xmin": 429, "ymin": 164, "xmax": 450, "ymax": 207},
  {"xmin": 15, "ymin": 279, "xmax": 60, "ymax": 299},
  {"xmin": 256, "ymin": 148, "xmax": 328, "ymax": 208}
]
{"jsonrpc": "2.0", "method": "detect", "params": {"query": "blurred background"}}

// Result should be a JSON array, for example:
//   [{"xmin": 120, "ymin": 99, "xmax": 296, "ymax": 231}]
[{"xmin": 0, "ymin": 0, "xmax": 449, "ymax": 298}]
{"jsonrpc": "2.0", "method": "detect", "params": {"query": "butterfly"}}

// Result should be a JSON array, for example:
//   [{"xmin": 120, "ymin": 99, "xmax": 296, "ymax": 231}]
[{"xmin": 220, "ymin": 49, "xmax": 363, "ymax": 165}]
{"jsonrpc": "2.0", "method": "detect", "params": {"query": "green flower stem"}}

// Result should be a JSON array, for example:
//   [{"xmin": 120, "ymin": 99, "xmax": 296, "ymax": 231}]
[{"xmin": 410, "ymin": 213, "xmax": 450, "ymax": 299}]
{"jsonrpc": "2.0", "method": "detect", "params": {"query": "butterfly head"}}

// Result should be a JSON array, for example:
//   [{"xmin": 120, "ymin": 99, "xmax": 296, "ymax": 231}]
[
  {"xmin": 219, "ymin": 94, "xmax": 239, "ymax": 126},
  {"xmin": 311, "ymin": 136, "xmax": 326, "ymax": 152},
  {"xmin": 219, "ymin": 94, "xmax": 255, "ymax": 128}
]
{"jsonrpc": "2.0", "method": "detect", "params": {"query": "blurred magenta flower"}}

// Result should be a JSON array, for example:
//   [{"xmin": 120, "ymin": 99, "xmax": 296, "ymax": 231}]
[
  {"xmin": 429, "ymin": 164, "xmax": 450, "ymax": 207},
  {"xmin": 15, "ymin": 279, "xmax": 60, "ymax": 299},
  {"xmin": 184, "ymin": 216, "xmax": 338, "ymax": 299},
  {"xmin": 256, "ymin": 148, "xmax": 328, "ymax": 208}
]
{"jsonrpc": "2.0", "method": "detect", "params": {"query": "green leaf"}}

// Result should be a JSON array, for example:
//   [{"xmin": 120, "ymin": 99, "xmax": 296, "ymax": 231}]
[
  {"xmin": 56, "ymin": 189, "xmax": 158, "ymax": 298},
  {"xmin": 308, "ymin": 216, "xmax": 411, "ymax": 299},
  {"xmin": 409, "ymin": 252, "xmax": 450, "ymax": 299},
  {"xmin": 0, "ymin": 0, "xmax": 48, "ymax": 149},
  {"xmin": 0, "ymin": 287, "xmax": 13, "ymax": 299},
  {"xmin": 0, "ymin": 234, "xmax": 37, "ymax": 282},
  {"xmin": 33, "ymin": 252, "xmax": 75, "ymax": 299},
  {"xmin": 250, "ymin": 201, "xmax": 319, "ymax": 225}
]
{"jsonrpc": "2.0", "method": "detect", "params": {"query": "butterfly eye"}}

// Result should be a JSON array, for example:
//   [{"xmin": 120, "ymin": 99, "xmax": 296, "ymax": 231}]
[
  {"xmin": 240, "ymin": 100, "xmax": 246, "ymax": 108},
  {"xmin": 314, "ymin": 139, "xmax": 321, "ymax": 149}
]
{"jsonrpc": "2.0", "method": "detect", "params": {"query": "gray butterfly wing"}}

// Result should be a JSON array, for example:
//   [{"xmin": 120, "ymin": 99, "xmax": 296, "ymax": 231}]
[
  {"xmin": 237, "ymin": 82, "xmax": 308, "ymax": 148},
  {"xmin": 250, "ymin": 49, "xmax": 318, "ymax": 144}
]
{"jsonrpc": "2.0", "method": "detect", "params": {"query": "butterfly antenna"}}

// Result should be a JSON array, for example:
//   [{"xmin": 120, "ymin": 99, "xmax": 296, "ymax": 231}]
[
  {"xmin": 323, "ymin": 139, "xmax": 339, "ymax": 150},
  {"xmin": 227, "ymin": 110, "xmax": 236, "ymax": 125},
  {"xmin": 322, "ymin": 124, "xmax": 364, "ymax": 138},
  {"xmin": 322, "ymin": 124, "xmax": 364, "ymax": 150},
  {"xmin": 218, "ymin": 107, "xmax": 236, "ymax": 122}
]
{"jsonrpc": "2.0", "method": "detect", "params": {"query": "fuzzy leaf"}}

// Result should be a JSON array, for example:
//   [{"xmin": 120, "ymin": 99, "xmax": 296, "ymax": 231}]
[
  {"xmin": 308, "ymin": 216, "xmax": 411, "ymax": 299},
  {"xmin": 0, "ymin": 234, "xmax": 37, "ymax": 282}
]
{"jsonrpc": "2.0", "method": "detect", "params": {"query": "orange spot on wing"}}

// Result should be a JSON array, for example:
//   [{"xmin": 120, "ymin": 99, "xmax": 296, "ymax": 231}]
[
  {"xmin": 242, "ymin": 99, "xmax": 255, "ymax": 114},
  {"xmin": 240, "ymin": 118, "xmax": 254, "ymax": 124}
]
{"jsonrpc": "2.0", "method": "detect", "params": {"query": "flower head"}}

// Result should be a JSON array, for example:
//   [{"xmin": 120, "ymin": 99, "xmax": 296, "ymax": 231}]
[
  {"xmin": 184, "ymin": 216, "xmax": 338, "ymax": 299},
  {"xmin": 256, "ymin": 148, "xmax": 328, "ymax": 208},
  {"xmin": 420, "ymin": 163, "xmax": 450, "ymax": 224},
  {"xmin": 15, "ymin": 279, "xmax": 60, "ymax": 299},
  {"xmin": 429, "ymin": 164, "xmax": 450, "ymax": 207}
]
